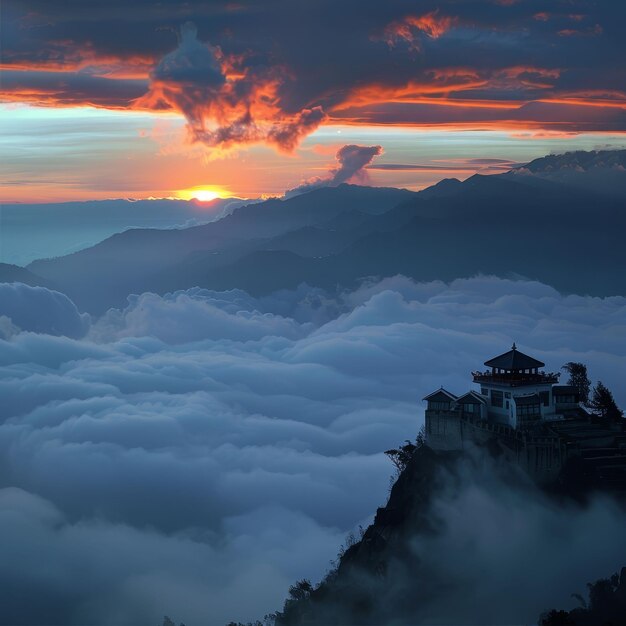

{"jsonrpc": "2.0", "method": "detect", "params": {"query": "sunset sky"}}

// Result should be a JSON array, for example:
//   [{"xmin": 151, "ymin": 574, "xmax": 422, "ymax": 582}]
[{"xmin": 2, "ymin": 0, "xmax": 625, "ymax": 202}]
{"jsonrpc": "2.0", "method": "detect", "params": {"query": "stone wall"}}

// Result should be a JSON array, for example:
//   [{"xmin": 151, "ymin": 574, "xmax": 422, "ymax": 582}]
[
  {"xmin": 425, "ymin": 410, "xmax": 464, "ymax": 451},
  {"xmin": 425, "ymin": 410, "xmax": 565, "ymax": 483}
]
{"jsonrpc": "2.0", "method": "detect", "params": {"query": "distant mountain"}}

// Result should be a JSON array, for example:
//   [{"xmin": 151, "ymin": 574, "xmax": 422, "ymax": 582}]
[
  {"xmin": 506, "ymin": 149, "xmax": 626, "ymax": 198},
  {"xmin": 25, "ymin": 150, "xmax": 626, "ymax": 314},
  {"xmin": 175, "ymin": 175, "xmax": 624, "ymax": 297},
  {"xmin": 0, "ymin": 263, "xmax": 51, "ymax": 288},
  {"xmin": 520, "ymin": 149, "xmax": 626, "ymax": 174},
  {"xmin": 28, "ymin": 185, "xmax": 416, "ymax": 312},
  {"xmin": 0, "ymin": 196, "xmax": 249, "ymax": 266}
]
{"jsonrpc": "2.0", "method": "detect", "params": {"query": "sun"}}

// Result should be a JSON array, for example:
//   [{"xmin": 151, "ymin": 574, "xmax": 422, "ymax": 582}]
[
  {"xmin": 177, "ymin": 185, "xmax": 229, "ymax": 202},
  {"xmin": 193, "ymin": 189, "xmax": 221, "ymax": 202}
]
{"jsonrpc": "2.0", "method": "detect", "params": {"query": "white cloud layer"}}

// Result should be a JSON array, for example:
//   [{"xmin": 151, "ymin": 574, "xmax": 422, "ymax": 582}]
[
  {"xmin": 0, "ymin": 276, "xmax": 625, "ymax": 624},
  {"xmin": 0, "ymin": 283, "xmax": 89, "ymax": 338}
]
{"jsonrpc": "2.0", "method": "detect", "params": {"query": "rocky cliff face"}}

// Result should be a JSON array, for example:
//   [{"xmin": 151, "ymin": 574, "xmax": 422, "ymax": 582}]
[{"xmin": 274, "ymin": 441, "xmax": 626, "ymax": 626}]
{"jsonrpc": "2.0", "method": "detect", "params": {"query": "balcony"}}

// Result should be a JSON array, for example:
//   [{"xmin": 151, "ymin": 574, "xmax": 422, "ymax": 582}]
[{"xmin": 472, "ymin": 370, "xmax": 559, "ymax": 386}]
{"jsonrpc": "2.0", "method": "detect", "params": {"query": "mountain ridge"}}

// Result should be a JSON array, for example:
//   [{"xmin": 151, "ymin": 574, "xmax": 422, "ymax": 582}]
[{"xmin": 20, "ymin": 150, "xmax": 626, "ymax": 313}]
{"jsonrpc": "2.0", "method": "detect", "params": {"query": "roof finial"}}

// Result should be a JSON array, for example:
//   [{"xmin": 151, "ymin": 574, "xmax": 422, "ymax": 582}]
[{"xmin": 512, "ymin": 342, "xmax": 517, "ymax": 351}]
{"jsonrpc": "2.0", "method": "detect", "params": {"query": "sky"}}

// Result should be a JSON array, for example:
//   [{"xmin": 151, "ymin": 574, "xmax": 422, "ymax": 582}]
[{"xmin": 2, "ymin": 0, "xmax": 626, "ymax": 202}]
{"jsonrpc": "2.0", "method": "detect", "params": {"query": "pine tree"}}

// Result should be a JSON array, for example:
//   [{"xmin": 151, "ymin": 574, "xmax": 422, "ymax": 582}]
[
  {"xmin": 561, "ymin": 362, "xmax": 591, "ymax": 405},
  {"xmin": 589, "ymin": 381, "xmax": 623, "ymax": 421}
]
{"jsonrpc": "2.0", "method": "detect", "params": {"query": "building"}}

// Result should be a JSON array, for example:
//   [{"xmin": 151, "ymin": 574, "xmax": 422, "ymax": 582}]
[
  {"xmin": 422, "ymin": 344, "xmax": 626, "ymax": 486},
  {"xmin": 424, "ymin": 344, "xmax": 581, "ymax": 447}
]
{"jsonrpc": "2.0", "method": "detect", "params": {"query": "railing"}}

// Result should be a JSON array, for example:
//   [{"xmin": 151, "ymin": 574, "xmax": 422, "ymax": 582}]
[{"xmin": 472, "ymin": 371, "xmax": 560, "ymax": 385}]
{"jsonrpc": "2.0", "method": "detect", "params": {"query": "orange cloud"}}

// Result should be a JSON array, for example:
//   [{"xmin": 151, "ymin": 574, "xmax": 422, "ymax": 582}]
[
  {"xmin": 134, "ymin": 23, "xmax": 326, "ymax": 153},
  {"xmin": 329, "ymin": 95, "xmax": 626, "ymax": 135},
  {"xmin": 333, "ymin": 66, "xmax": 562, "ymax": 114},
  {"xmin": 384, "ymin": 11, "xmax": 457, "ymax": 50}
]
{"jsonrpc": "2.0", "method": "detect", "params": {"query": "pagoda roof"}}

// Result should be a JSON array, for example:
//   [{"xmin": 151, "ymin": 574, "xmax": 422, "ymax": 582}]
[
  {"xmin": 423, "ymin": 388, "xmax": 457, "ymax": 402},
  {"xmin": 484, "ymin": 343, "xmax": 545, "ymax": 371}
]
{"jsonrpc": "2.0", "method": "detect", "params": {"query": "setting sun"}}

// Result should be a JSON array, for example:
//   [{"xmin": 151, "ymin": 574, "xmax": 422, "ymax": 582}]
[{"xmin": 177, "ymin": 185, "xmax": 229, "ymax": 202}]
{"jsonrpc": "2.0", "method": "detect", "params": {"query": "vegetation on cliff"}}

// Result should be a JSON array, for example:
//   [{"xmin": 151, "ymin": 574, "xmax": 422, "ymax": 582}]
[{"xmin": 540, "ymin": 567, "xmax": 626, "ymax": 626}]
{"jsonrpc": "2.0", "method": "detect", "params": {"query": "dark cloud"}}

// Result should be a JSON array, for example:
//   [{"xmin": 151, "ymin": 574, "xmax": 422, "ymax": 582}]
[
  {"xmin": 0, "ymin": 276, "xmax": 625, "ymax": 623},
  {"xmin": 285, "ymin": 144, "xmax": 383, "ymax": 197},
  {"xmin": 2, "ymin": 1, "xmax": 626, "ymax": 139},
  {"xmin": 333, "ymin": 99, "xmax": 626, "ymax": 133},
  {"xmin": 0, "ymin": 70, "xmax": 148, "ymax": 108}
]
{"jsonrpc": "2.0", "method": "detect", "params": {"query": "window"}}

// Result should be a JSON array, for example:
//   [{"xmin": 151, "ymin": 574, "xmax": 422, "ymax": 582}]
[
  {"xmin": 517, "ymin": 404, "xmax": 541, "ymax": 417},
  {"xmin": 491, "ymin": 390, "xmax": 503, "ymax": 408},
  {"xmin": 463, "ymin": 403, "xmax": 479, "ymax": 414},
  {"xmin": 429, "ymin": 401, "xmax": 451, "ymax": 411},
  {"xmin": 540, "ymin": 391, "xmax": 550, "ymax": 406},
  {"xmin": 481, "ymin": 388, "xmax": 488, "ymax": 396},
  {"xmin": 505, "ymin": 392, "xmax": 511, "ymax": 399},
  {"xmin": 555, "ymin": 395, "xmax": 576, "ymax": 404}
]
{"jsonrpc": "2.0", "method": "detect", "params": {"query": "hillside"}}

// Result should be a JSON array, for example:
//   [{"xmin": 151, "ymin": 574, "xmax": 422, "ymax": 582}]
[
  {"xmin": 0, "ymin": 263, "xmax": 52, "ymax": 289},
  {"xmin": 271, "ymin": 439, "xmax": 626, "ymax": 626},
  {"xmin": 28, "ymin": 185, "xmax": 415, "ymax": 313}
]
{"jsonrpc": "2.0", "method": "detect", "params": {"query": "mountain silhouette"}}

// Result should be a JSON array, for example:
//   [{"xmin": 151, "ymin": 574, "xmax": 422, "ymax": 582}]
[{"xmin": 24, "ymin": 150, "xmax": 626, "ymax": 314}]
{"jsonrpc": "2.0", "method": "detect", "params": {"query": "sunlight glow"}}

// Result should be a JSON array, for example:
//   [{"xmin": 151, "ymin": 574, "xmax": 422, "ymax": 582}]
[{"xmin": 177, "ymin": 186, "xmax": 229, "ymax": 202}]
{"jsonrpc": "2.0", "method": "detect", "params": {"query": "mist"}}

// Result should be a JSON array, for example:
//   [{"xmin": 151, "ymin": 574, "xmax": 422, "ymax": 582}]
[{"xmin": 404, "ymin": 454, "xmax": 626, "ymax": 623}]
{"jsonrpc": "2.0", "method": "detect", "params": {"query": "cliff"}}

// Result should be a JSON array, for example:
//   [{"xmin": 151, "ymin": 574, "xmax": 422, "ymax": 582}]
[{"xmin": 273, "ymin": 439, "xmax": 626, "ymax": 626}]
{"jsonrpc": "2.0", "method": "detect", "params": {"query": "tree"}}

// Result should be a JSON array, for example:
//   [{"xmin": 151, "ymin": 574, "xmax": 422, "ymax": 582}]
[
  {"xmin": 561, "ymin": 362, "xmax": 591, "ymax": 406},
  {"xmin": 589, "ymin": 381, "xmax": 623, "ymax": 421},
  {"xmin": 385, "ymin": 427, "xmax": 426, "ymax": 476},
  {"xmin": 539, "ymin": 567, "xmax": 626, "ymax": 626},
  {"xmin": 385, "ymin": 440, "xmax": 417, "ymax": 475},
  {"xmin": 288, "ymin": 579, "xmax": 313, "ymax": 602}
]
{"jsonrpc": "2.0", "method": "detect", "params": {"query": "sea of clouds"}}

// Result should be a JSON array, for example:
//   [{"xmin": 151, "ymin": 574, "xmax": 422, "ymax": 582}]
[{"xmin": 1, "ymin": 276, "xmax": 625, "ymax": 625}]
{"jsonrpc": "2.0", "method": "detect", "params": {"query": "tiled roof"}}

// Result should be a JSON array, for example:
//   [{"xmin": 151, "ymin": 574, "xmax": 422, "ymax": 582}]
[
  {"xmin": 484, "ymin": 343, "xmax": 545, "ymax": 370},
  {"xmin": 423, "ymin": 388, "xmax": 457, "ymax": 402}
]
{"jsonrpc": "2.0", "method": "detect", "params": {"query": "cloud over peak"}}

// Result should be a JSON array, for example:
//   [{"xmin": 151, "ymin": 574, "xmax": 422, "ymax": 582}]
[{"xmin": 286, "ymin": 144, "xmax": 383, "ymax": 197}]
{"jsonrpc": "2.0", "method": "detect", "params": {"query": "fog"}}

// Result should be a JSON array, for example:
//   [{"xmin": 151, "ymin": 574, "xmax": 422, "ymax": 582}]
[{"xmin": 405, "ymin": 454, "xmax": 626, "ymax": 624}]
